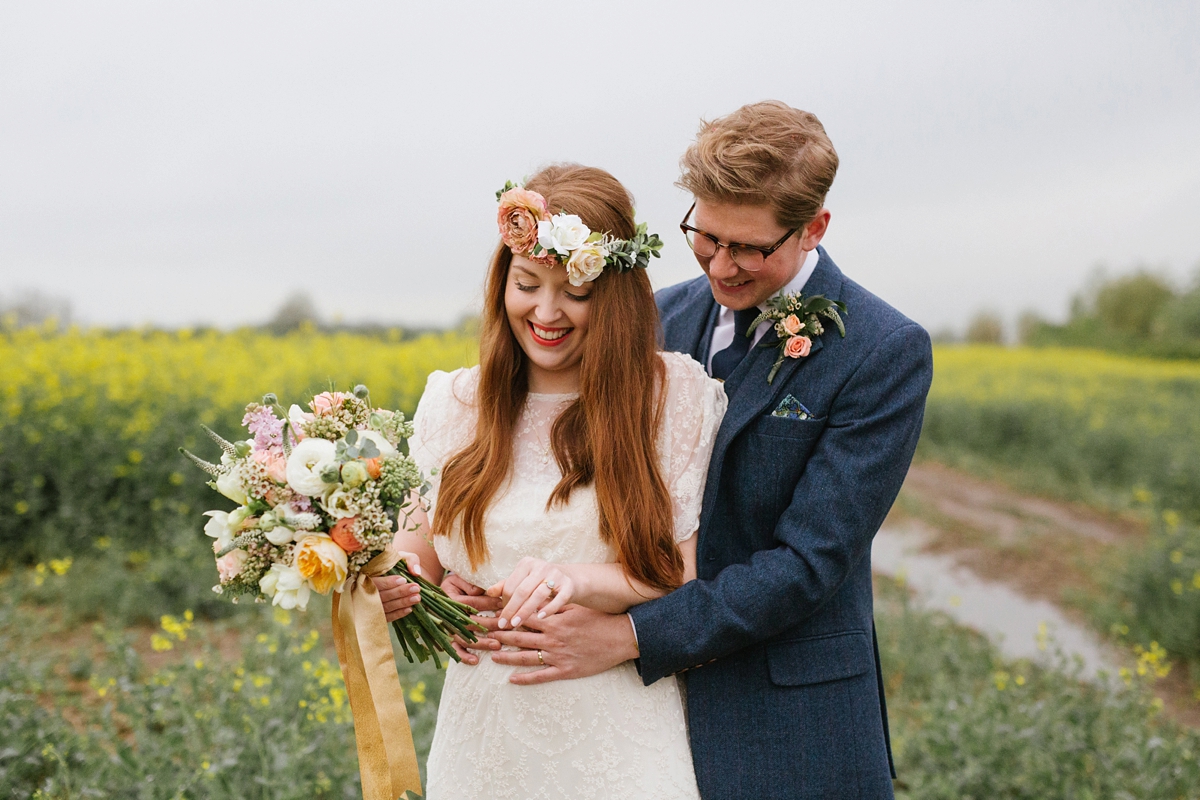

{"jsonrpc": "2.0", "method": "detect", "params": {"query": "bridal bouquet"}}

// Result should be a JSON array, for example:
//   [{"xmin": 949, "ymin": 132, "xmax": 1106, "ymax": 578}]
[{"xmin": 182, "ymin": 385, "xmax": 475, "ymax": 665}]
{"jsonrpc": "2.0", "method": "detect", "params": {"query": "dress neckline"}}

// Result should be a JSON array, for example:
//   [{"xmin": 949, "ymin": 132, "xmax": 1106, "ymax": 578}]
[{"xmin": 527, "ymin": 391, "xmax": 579, "ymax": 400}]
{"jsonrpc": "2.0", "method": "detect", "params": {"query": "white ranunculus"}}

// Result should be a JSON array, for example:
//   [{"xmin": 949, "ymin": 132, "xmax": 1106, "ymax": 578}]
[
  {"xmin": 259, "ymin": 563, "xmax": 311, "ymax": 611},
  {"xmin": 264, "ymin": 524, "xmax": 296, "ymax": 546},
  {"xmin": 565, "ymin": 243, "xmax": 608, "ymax": 286},
  {"xmin": 286, "ymin": 437, "xmax": 338, "ymax": 496},
  {"xmin": 354, "ymin": 429, "xmax": 398, "ymax": 459},
  {"xmin": 203, "ymin": 510, "xmax": 236, "ymax": 550},
  {"xmin": 320, "ymin": 488, "xmax": 357, "ymax": 519},
  {"xmin": 215, "ymin": 470, "xmax": 249, "ymax": 505},
  {"xmin": 537, "ymin": 214, "xmax": 590, "ymax": 256}
]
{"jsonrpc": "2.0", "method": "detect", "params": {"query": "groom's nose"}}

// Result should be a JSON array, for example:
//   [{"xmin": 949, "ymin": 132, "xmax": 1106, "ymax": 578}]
[{"xmin": 706, "ymin": 245, "xmax": 742, "ymax": 279}]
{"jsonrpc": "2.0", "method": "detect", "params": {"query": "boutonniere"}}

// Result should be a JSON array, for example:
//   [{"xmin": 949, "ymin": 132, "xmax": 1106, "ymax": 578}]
[{"xmin": 749, "ymin": 290, "xmax": 847, "ymax": 384}]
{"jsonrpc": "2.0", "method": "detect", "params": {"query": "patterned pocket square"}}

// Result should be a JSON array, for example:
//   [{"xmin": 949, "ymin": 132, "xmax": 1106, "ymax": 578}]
[{"xmin": 772, "ymin": 395, "xmax": 813, "ymax": 420}]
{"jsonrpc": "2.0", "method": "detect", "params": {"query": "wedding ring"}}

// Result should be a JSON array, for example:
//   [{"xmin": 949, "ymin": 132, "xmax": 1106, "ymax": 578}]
[
  {"xmin": 543, "ymin": 579, "xmax": 556, "ymax": 596},
  {"xmin": 536, "ymin": 649, "xmax": 545, "ymax": 666}
]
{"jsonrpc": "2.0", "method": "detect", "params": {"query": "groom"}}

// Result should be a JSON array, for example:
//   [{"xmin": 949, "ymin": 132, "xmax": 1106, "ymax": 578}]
[{"xmin": 485, "ymin": 101, "xmax": 932, "ymax": 799}]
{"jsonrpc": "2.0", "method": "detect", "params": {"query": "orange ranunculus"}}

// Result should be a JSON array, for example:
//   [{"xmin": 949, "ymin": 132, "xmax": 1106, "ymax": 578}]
[
  {"xmin": 330, "ymin": 516, "xmax": 364, "ymax": 553},
  {"xmin": 497, "ymin": 187, "xmax": 548, "ymax": 255},
  {"xmin": 364, "ymin": 457, "xmax": 382, "ymax": 479}
]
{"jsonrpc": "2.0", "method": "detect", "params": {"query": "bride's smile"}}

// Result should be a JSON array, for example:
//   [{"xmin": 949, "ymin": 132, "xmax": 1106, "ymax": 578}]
[{"xmin": 505, "ymin": 254, "xmax": 592, "ymax": 393}]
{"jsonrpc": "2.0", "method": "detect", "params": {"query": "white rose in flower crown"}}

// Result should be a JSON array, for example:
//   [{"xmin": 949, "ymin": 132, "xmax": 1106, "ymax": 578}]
[
  {"xmin": 215, "ymin": 469, "xmax": 249, "ymax": 505},
  {"xmin": 260, "ymin": 563, "xmax": 311, "ymax": 610},
  {"xmin": 203, "ymin": 510, "xmax": 236, "ymax": 550},
  {"xmin": 538, "ymin": 214, "xmax": 590, "ymax": 257},
  {"xmin": 286, "ymin": 437, "xmax": 337, "ymax": 496},
  {"xmin": 565, "ymin": 243, "xmax": 608, "ymax": 286}
]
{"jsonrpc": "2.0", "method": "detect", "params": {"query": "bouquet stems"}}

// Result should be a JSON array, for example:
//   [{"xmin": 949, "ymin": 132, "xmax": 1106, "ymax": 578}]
[{"xmin": 386, "ymin": 563, "xmax": 480, "ymax": 668}]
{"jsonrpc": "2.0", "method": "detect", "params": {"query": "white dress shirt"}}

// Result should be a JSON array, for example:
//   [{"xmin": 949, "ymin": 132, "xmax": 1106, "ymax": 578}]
[{"xmin": 705, "ymin": 247, "xmax": 820, "ymax": 372}]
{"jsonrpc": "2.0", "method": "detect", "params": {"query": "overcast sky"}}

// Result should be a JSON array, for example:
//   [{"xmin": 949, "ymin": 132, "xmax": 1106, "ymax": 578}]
[{"xmin": 2, "ymin": 1, "xmax": 1198, "ymax": 335}]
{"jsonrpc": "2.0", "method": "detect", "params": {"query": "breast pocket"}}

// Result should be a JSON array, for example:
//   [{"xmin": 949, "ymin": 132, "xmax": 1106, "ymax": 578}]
[{"xmin": 737, "ymin": 415, "xmax": 827, "ymax": 525}]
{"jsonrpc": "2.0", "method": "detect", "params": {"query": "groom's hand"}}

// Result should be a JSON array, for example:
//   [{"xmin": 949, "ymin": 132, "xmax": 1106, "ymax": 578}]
[
  {"xmin": 442, "ymin": 573, "xmax": 502, "ymax": 664},
  {"xmin": 489, "ymin": 604, "xmax": 639, "ymax": 685}
]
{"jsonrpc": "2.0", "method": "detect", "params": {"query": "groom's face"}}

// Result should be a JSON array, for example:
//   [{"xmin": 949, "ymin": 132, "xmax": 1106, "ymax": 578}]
[{"xmin": 690, "ymin": 199, "xmax": 815, "ymax": 311}]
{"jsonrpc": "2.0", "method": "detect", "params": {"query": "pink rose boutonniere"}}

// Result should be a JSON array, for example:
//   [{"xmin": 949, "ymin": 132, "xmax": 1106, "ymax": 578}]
[{"xmin": 749, "ymin": 290, "xmax": 847, "ymax": 384}]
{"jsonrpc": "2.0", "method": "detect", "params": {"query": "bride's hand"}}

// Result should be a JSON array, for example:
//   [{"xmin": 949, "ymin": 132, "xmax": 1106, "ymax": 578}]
[
  {"xmin": 371, "ymin": 551, "xmax": 423, "ymax": 623},
  {"xmin": 487, "ymin": 557, "xmax": 574, "ymax": 630}
]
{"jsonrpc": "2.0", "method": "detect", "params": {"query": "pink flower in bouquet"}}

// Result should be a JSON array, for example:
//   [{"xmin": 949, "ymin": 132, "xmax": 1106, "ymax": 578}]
[
  {"xmin": 310, "ymin": 391, "xmax": 349, "ymax": 417},
  {"xmin": 253, "ymin": 447, "xmax": 289, "ymax": 484},
  {"xmin": 784, "ymin": 335, "xmax": 812, "ymax": 359},
  {"xmin": 330, "ymin": 516, "xmax": 364, "ymax": 553},
  {"xmin": 498, "ymin": 188, "xmax": 549, "ymax": 255},
  {"xmin": 782, "ymin": 314, "xmax": 803, "ymax": 335},
  {"xmin": 243, "ymin": 406, "xmax": 284, "ymax": 449},
  {"xmin": 216, "ymin": 549, "xmax": 249, "ymax": 581}
]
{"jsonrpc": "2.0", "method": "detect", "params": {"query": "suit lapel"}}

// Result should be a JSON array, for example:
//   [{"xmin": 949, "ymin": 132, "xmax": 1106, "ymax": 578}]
[
  {"xmin": 701, "ymin": 249, "xmax": 846, "ymax": 530},
  {"xmin": 664, "ymin": 283, "xmax": 718, "ymax": 364}
]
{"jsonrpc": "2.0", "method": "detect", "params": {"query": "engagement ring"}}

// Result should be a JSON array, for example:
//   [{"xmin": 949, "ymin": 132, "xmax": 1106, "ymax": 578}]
[{"xmin": 536, "ymin": 649, "xmax": 545, "ymax": 666}]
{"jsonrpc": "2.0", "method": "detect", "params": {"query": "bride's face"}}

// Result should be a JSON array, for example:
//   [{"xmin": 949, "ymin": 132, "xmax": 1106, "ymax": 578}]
[{"xmin": 504, "ymin": 254, "xmax": 593, "ymax": 393}]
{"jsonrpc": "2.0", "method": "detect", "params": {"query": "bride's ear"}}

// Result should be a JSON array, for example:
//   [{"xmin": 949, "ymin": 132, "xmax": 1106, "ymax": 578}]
[{"xmin": 485, "ymin": 580, "xmax": 505, "ymax": 598}]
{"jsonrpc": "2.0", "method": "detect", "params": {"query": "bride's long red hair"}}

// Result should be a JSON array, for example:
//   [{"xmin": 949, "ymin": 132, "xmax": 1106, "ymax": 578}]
[{"xmin": 431, "ymin": 164, "xmax": 682, "ymax": 592}]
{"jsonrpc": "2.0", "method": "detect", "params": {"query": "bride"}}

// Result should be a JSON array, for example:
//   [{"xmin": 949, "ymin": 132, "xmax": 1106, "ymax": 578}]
[{"xmin": 376, "ymin": 163, "xmax": 726, "ymax": 799}]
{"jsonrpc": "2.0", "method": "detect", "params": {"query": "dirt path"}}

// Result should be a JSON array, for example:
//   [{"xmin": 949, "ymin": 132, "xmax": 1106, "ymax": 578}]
[{"xmin": 878, "ymin": 461, "xmax": 1199, "ymax": 726}]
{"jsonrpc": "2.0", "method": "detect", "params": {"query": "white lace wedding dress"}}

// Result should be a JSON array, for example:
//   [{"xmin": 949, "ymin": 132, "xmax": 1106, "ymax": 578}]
[{"xmin": 409, "ymin": 351, "xmax": 727, "ymax": 800}]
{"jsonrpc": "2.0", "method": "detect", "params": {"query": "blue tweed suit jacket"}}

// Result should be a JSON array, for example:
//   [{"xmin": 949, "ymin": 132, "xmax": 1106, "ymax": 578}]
[{"xmin": 628, "ymin": 247, "xmax": 932, "ymax": 800}]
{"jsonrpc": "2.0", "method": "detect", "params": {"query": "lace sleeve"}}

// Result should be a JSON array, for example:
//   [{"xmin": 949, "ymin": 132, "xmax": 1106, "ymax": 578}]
[
  {"xmin": 657, "ymin": 352, "xmax": 728, "ymax": 543},
  {"xmin": 409, "ymin": 367, "xmax": 478, "ymax": 514}
]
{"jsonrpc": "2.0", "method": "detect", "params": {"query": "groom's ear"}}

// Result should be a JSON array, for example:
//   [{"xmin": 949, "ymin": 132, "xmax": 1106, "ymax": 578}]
[{"xmin": 800, "ymin": 208, "xmax": 831, "ymax": 252}]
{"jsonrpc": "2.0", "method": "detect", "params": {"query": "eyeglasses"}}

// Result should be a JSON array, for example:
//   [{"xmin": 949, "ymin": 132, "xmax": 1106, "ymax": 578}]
[{"xmin": 679, "ymin": 203, "xmax": 799, "ymax": 272}]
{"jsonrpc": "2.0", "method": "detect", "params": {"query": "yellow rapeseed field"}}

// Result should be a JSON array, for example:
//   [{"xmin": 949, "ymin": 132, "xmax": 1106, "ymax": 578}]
[
  {"xmin": 924, "ymin": 345, "xmax": 1200, "ymax": 519},
  {"xmin": 0, "ymin": 325, "xmax": 478, "ymax": 590}
]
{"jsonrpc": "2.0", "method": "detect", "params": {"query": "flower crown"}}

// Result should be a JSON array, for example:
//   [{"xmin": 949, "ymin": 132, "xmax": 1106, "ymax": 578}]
[{"xmin": 496, "ymin": 180, "xmax": 664, "ymax": 286}]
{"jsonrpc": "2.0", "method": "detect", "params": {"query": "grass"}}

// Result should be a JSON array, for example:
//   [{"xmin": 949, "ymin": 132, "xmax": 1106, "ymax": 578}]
[
  {"xmin": 7, "ymin": 565, "xmax": 1200, "ymax": 799},
  {"xmin": 1, "ymin": 573, "xmax": 443, "ymax": 800}
]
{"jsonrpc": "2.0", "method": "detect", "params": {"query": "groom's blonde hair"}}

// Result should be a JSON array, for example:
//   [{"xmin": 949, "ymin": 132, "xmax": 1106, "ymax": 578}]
[{"xmin": 678, "ymin": 101, "xmax": 839, "ymax": 229}]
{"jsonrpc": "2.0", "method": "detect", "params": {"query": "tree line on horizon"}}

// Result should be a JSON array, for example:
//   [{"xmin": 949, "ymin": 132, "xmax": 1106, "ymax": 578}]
[{"xmin": 959, "ymin": 265, "xmax": 1200, "ymax": 357}]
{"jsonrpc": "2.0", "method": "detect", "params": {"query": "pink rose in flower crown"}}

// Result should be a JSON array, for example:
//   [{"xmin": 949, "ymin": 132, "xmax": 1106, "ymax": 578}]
[
  {"xmin": 784, "ymin": 335, "xmax": 812, "ymax": 359},
  {"xmin": 497, "ymin": 188, "xmax": 549, "ymax": 256},
  {"xmin": 782, "ymin": 314, "xmax": 804, "ymax": 336}
]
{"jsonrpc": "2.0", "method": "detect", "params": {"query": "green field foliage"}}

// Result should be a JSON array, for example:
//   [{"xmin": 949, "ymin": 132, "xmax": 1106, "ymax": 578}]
[
  {"xmin": 5, "ymin": 571, "xmax": 1197, "ymax": 799},
  {"xmin": 0, "ymin": 326, "xmax": 476, "ymax": 622},
  {"xmin": 920, "ymin": 345, "xmax": 1200, "ymax": 521}
]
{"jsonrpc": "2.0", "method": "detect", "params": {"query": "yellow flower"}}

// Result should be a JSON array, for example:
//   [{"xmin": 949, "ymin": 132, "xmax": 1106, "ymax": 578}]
[
  {"xmin": 48, "ymin": 558, "xmax": 72, "ymax": 576},
  {"xmin": 151, "ymin": 634, "xmax": 173, "ymax": 652},
  {"xmin": 294, "ymin": 533, "xmax": 348, "ymax": 594},
  {"xmin": 408, "ymin": 681, "xmax": 427, "ymax": 704}
]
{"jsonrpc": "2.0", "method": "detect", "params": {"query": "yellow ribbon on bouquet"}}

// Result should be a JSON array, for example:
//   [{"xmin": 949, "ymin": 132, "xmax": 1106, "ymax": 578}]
[{"xmin": 331, "ymin": 542, "xmax": 422, "ymax": 799}]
